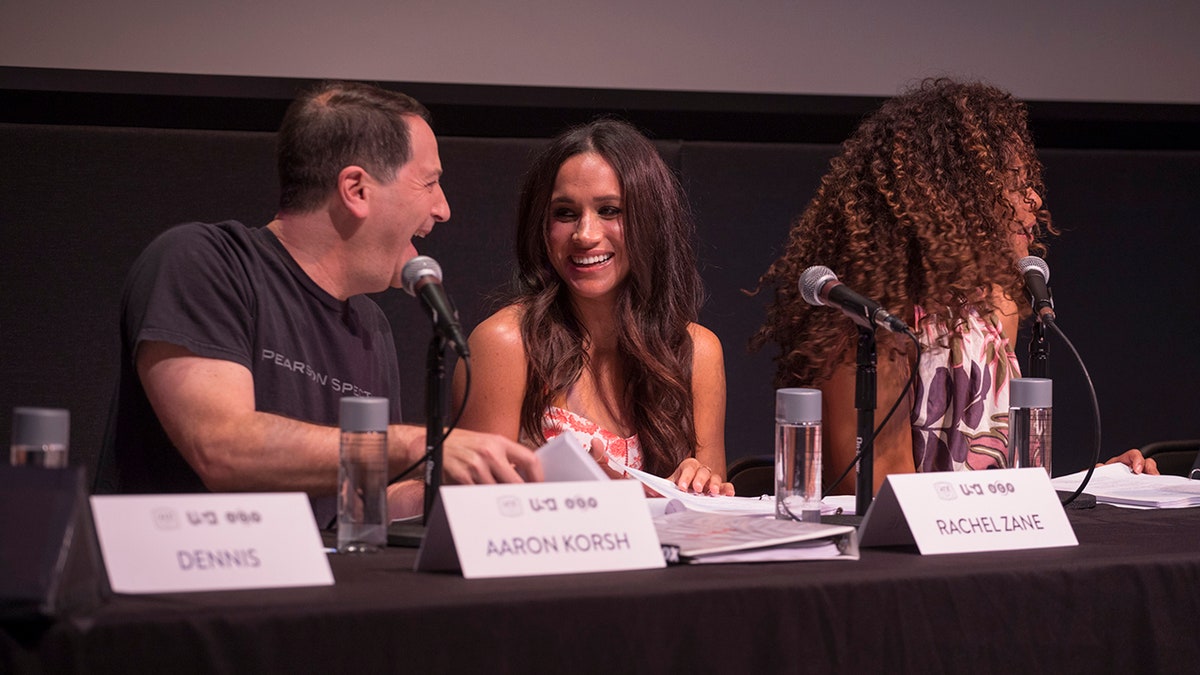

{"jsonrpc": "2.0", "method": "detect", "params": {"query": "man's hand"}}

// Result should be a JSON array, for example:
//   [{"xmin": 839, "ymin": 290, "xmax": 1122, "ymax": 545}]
[{"xmin": 439, "ymin": 428, "xmax": 543, "ymax": 484}]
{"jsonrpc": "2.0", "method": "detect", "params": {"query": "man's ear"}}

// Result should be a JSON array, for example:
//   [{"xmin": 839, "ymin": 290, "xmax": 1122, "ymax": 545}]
[{"xmin": 336, "ymin": 166, "xmax": 371, "ymax": 219}]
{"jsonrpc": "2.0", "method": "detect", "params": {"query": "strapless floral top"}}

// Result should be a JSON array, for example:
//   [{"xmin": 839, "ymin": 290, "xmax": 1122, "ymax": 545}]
[{"xmin": 540, "ymin": 406, "xmax": 643, "ymax": 471}]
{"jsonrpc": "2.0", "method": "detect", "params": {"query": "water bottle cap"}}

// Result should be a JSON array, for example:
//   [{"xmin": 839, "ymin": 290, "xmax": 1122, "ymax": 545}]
[
  {"xmin": 339, "ymin": 397, "xmax": 389, "ymax": 432},
  {"xmin": 1010, "ymin": 378, "xmax": 1052, "ymax": 409},
  {"xmin": 11, "ymin": 407, "xmax": 70, "ymax": 447},
  {"xmin": 776, "ymin": 388, "xmax": 821, "ymax": 424}
]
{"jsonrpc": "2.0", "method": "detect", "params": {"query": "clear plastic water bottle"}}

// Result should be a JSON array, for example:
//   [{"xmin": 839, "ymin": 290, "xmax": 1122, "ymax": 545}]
[
  {"xmin": 337, "ymin": 397, "xmax": 388, "ymax": 553},
  {"xmin": 1008, "ymin": 378, "xmax": 1052, "ymax": 475},
  {"xmin": 775, "ymin": 388, "xmax": 822, "ymax": 522},
  {"xmin": 10, "ymin": 407, "xmax": 69, "ymax": 468}
]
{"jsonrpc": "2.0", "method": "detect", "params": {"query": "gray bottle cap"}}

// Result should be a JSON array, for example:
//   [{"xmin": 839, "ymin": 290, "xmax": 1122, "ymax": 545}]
[
  {"xmin": 776, "ymin": 388, "xmax": 822, "ymax": 424},
  {"xmin": 1010, "ymin": 378, "xmax": 1052, "ymax": 409},
  {"xmin": 11, "ymin": 407, "xmax": 70, "ymax": 447},
  {"xmin": 339, "ymin": 397, "xmax": 389, "ymax": 432}
]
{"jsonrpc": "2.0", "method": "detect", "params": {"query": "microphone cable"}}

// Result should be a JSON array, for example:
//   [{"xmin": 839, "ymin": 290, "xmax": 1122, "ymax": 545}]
[
  {"xmin": 1043, "ymin": 315, "xmax": 1101, "ymax": 506},
  {"xmin": 822, "ymin": 331, "xmax": 923, "ymax": 498},
  {"xmin": 388, "ymin": 353, "xmax": 471, "ymax": 485}
]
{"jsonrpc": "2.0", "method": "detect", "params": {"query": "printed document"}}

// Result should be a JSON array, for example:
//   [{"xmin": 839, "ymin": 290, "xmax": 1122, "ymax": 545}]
[{"xmin": 1051, "ymin": 463, "xmax": 1200, "ymax": 508}]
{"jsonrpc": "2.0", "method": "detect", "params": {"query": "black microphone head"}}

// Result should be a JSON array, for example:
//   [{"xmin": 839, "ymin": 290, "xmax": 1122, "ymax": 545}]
[
  {"xmin": 401, "ymin": 255, "xmax": 443, "ymax": 296},
  {"xmin": 1018, "ymin": 256, "xmax": 1050, "ymax": 283},
  {"xmin": 799, "ymin": 265, "xmax": 838, "ymax": 306}
]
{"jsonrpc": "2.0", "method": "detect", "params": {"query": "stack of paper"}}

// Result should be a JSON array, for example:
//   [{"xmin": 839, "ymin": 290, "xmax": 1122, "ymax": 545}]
[
  {"xmin": 616, "ymin": 466, "xmax": 858, "ymax": 563},
  {"xmin": 1051, "ymin": 463, "xmax": 1200, "ymax": 508},
  {"xmin": 653, "ymin": 510, "xmax": 858, "ymax": 564},
  {"xmin": 622, "ymin": 465, "xmax": 857, "ymax": 516},
  {"xmin": 536, "ymin": 438, "xmax": 861, "ymax": 563}
]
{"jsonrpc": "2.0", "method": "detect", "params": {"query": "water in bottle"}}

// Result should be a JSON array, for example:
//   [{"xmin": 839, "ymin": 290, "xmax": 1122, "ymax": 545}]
[
  {"xmin": 775, "ymin": 388, "xmax": 822, "ymax": 522},
  {"xmin": 1008, "ymin": 378, "xmax": 1052, "ymax": 475},
  {"xmin": 337, "ymin": 397, "xmax": 389, "ymax": 553}
]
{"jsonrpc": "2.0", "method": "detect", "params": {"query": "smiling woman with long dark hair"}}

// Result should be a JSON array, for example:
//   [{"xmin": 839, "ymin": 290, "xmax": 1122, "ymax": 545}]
[{"xmin": 454, "ymin": 118, "xmax": 732, "ymax": 495}]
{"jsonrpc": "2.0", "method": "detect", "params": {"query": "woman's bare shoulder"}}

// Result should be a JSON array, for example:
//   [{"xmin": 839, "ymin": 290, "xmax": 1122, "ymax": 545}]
[
  {"xmin": 687, "ymin": 322, "xmax": 724, "ymax": 362},
  {"xmin": 469, "ymin": 304, "xmax": 526, "ymax": 354}
]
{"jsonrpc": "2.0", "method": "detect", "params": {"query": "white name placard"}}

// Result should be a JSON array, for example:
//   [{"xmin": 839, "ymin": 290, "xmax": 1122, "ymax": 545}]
[
  {"xmin": 90, "ymin": 493, "xmax": 333, "ymax": 594},
  {"xmin": 858, "ymin": 468, "xmax": 1077, "ymax": 554},
  {"xmin": 416, "ymin": 480, "xmax": 665, "ymax": 578},
  {"xmin": 536, "ymin": 432, "xmax": 611, "ymax": 482}
]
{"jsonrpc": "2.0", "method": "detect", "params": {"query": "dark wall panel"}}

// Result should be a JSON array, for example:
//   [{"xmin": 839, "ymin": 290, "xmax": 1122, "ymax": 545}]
[
  {"xmin": 3, "ymin": 121, "xmax": 1198, "ymax": 486},
  {"xmin": 0, "ymin": 125, "xmax": 692, "ymax": 481},
  {"xmin": 1037, "ymin": 149, "xmax": 1200, "ymax": 462},
  {"xmin": 682, "ymin": 141, "xmax": 841, "ymax": 461},
  {"xmin": 1, "ymin": 124, "xmax": 278, "ymax": 479}
]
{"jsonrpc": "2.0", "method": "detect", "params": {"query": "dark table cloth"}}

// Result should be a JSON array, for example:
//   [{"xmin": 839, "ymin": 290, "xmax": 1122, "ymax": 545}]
[{"xmin": 4, "ymin": 505, "xmax": 1199, "ymax": 674}]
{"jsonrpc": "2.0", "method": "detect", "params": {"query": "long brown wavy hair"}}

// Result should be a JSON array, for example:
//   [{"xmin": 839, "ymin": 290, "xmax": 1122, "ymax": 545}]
[
  {"xmin": 512, "ymin": 119, "xmax": 703, "ymax": 476},
  {"xmin": 752, "ymin": 78, "xmax": 1054, "ymax": 386}
]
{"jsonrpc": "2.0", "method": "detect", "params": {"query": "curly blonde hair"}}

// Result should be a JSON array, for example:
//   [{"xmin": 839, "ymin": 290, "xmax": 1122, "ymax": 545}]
[{"xmin": 752, "ymin": 78, "xmax": 1053, "ymax": 386}]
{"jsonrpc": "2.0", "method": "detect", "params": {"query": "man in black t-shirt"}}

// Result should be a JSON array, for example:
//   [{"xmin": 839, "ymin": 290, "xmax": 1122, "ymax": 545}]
[{"xmin": 98, "ymin": 81, "xmax": 541, "ymax": 520}]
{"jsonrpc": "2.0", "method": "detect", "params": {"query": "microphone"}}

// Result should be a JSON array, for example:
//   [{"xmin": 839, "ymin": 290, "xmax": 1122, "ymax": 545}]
[
  {"xmin": 799, "ymin": 265, "xmax": 912, "ymax": 335},
  {"xmin": 1018, "ymin": 256, "xmax": 1055, "ymax": 321},
  {"xmin": 402, "ymin": 256, "xmax": 470, "ymax": 358}
]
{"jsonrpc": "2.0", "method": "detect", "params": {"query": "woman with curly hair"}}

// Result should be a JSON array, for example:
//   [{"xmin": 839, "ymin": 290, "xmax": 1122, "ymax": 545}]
[
  {"xmin": 453, "ymin": 118, "xmax": 733, "ymax": 495},
  {"xmin": 753, "ymin": 78, "xmax": 1153, "ymax": 495}
]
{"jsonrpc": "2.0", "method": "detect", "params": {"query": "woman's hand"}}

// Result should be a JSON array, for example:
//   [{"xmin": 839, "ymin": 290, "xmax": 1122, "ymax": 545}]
[
  {"xmin": 587, "ymin": 438, "xmax": 631, "ymax": 480},
  {"xmin": 668, "ymin": 457, "xmax": 735, "ymax": 496},
  {"xmin": 586, "ymin": 440, "xmax": 734, "ymax": 496},
  {"xmin": 1099, "ymin": 449, "xmax": 1160, "ymax": 475}
]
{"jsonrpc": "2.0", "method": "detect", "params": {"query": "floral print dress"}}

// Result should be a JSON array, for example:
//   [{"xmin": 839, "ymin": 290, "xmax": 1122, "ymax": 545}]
[
  {"xmin": 539, "ymin": 406, "xmax": 644, "ymax": 471},
  {"xmin": 910, "ymin": 307, "xmax": 1020, "ymax": 472}
]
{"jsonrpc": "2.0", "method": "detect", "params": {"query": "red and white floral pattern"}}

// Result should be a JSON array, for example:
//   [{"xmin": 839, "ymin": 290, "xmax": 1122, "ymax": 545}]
[{"xmin": 541, "ymin": 406, "xmax": 643, "ymax": 470}]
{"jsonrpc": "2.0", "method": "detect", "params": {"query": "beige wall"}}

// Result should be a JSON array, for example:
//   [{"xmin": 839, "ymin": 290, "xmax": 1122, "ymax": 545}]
[{"xmin": 2, "ymin": 0, "xmax": 1198, "ymax": 104}]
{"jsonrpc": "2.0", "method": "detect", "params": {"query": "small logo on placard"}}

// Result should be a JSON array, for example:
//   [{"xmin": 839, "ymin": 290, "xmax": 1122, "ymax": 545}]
[
  {"xmin": 152, "ymin": 508, "xmax": 181, "ymax": 530},
  {"xmin": 224, "ymin": 510, "xmax": 263, "ymax": 525},
  {"xmin": 934, "ymin": 482, "xmax": 957, "ymax": 501},
  {"xmin": 497, "ymin": 496, "xmax": 523, "ymax": 517}
]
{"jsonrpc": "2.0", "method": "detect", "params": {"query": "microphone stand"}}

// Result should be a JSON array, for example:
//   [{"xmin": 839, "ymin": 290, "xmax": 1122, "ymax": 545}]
[
  {"xmin": 1028, "ymin": 318, "xmax": 1048, "ymax": 378},
  {"xmin": 422, "ymin": 334, "xmax": 448, "ymax": 525},
  {"xmin": 854, "ymin": 326, "xmax": 877, "ymax": 516}
]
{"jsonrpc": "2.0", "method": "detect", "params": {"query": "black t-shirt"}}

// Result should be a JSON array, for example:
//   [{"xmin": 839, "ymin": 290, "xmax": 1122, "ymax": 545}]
[{"xmin": 97, "ymin": 221, "xmax": 402, "ymax": 521}]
